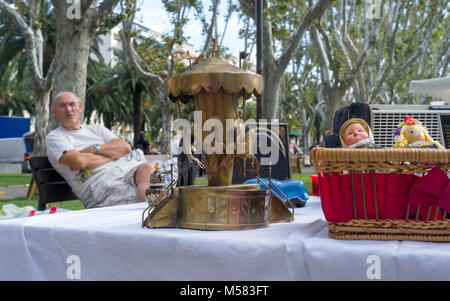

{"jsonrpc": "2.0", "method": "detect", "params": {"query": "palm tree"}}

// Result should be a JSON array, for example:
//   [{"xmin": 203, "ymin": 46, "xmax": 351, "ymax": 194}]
[
  {"xmin": 0, "ymin": 56, "xmax": 34, "ymax": 116},
  {"xmin": 85, "ymin": 49, "xmax": 157, "ymax": 145},
  {"xmin": 0, "ymin": 0, "xmax": 55, "ymax": 79}
]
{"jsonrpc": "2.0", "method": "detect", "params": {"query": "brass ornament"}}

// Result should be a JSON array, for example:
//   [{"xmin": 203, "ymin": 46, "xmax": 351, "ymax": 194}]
[
  {"xmin": 142, "ymin": 185, "xmax": 293, "ymax": 230},
  {"xmin": 143, "ymin": 52, "xmax": 293, "ymax": 231}
]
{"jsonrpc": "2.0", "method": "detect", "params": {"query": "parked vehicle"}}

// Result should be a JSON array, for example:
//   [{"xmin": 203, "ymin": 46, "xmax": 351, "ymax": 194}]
[
  {"xmin": 0, "ymin": 137, "xmax": 30, "ymax": 172},
  {"xmin": 0, "ymin": 116, "xmax": 31, "ymax": 172},
  {"xmin": 0, "ymin": 138, "xmax": 28, "ymax": 163}
]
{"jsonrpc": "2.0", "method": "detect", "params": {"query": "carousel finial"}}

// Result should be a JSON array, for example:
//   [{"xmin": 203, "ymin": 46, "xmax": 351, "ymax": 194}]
[{"xmin": 211, "ymin": 38, "xmax": 218, "ymax": 58}]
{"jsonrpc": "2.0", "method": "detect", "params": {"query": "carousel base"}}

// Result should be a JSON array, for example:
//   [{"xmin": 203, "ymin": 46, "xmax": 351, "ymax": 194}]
[{"xmin": 143, "ymin": 184, "xmax": 294, "ymax": 231}]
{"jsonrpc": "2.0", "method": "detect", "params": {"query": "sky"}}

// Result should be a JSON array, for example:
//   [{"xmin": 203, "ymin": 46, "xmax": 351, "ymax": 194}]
[{"xmin": 136, "ymin": 0, "xmax": 252, "ymax": 60}]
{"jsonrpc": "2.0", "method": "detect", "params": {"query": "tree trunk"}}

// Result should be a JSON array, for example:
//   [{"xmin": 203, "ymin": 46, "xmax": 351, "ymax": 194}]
[
  {"xmin": 133, "ymin": 84, "xmax": 143, "ymax": 144},
  {"xmin": 157, "ymin": 88, "xmax": 174, "ymax": 154},
  {"xmin": 239, "ymin": 0, "xmax": 333, "ymax": 119},
  {"xmin": 301, "ymin": 111, "xmax": 311, "ymax": 154},
  {"xmin": 33, "ymin": 88, "xmax": 51, "ymax": 156},
  {"xmin": 262, "ymin": 71, "xmax": 283, "ymax": 119},
  {"xmin": 49, "ymin": 0, "xmax": 120, "ymax": 130},
  {"xmin": 322, "ymin": 87, "xmax": 345, "ymax": 131},
  {"xmin": 300, "ymin": 101, "xmax": 319, "ymax": 154},
  {"xmin": 53, "ymin": 28, "xmax": 92, "ymax": 102},
  {"xmin": 49, "ymin": 18, "xmax": 95, "ymax": 130},
  {"xmin": 314, "ymin": 113, "xmax": 322, "ymax": 146}
]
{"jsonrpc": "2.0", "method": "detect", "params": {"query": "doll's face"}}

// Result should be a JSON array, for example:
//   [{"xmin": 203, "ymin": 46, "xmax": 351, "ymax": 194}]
[
  {"xmin": 403, "ymin": 125, "xmax": 425, "ymax": 143},
  {"xmin": 344, "ymin": 123, "xmax": 369, "ymax": 146}
]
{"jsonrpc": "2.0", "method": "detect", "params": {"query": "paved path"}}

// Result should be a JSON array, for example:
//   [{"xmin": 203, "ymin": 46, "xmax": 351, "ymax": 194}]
[
  {"xmin": 0, "ymin": 185, "xmax": 30, "ymax": 199},
  {"xmin": 299, "ymin": 166, "xmax": 316, "ymax": 174}
]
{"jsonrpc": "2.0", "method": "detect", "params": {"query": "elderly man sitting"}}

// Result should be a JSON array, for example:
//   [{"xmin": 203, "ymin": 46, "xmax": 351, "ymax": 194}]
[{"xmin": 46, "ymin": 91, "xmax": 154, "ymax": 208}]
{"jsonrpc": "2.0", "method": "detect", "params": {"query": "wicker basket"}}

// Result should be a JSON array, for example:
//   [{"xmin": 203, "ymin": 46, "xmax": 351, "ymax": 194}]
[{"xmin": 310, "ymin": 147, "xmax": 450, "ymax": 242}]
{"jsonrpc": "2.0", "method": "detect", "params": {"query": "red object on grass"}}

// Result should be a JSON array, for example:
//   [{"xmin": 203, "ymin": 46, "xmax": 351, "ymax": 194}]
[
  {"xmin": 310, "ymin": 175, "xmax": 319, "ymax": 196},
  {"xmin": 28, "ymin": 206, "xmax": 58, "ymax": 217}
]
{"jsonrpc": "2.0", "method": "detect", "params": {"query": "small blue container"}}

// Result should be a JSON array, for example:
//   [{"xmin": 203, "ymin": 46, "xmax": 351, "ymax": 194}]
[{"xmin": 243, "ymin": 178, "xmax": 309, "ymax": 207}]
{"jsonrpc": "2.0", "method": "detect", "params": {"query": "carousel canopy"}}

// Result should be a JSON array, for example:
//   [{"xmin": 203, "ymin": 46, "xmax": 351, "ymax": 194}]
[{"xmin": 166, "ymin": 57, "xmax": 262, "ymax": 103}]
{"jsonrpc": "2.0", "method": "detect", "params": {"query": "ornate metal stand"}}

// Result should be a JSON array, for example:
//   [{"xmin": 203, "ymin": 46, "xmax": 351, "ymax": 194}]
[{"xmin": 143, "ymin": 44, "xmax": 293, "ymax": 230}]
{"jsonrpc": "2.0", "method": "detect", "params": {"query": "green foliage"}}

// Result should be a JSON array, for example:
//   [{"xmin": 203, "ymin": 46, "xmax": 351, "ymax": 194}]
[
  {"xmin": 0, "ymin": 0, "xmax": 55, "ymax": 116},
  {"xmin": 0, "ymin": 56, "xmax": 34, "ymax": 116},
  {"xmin": 86, "ymin": 44, "xmax": 176, "ymax": 145},
  {"xmin": 366, "ymin": 0, "xmax": 449, "ymax": 104},
  {"xmin": 85, "ymin": 50, "xmax": 152, "ymax": 130},
  {"xmin": 135, "ymin": 38, "xmax": 171, "ymax": 76},
  {"xmin": 97, "ymin": 12, "xmax": 127, "ymax": 35},
  {"xmin": 266, "ymin": 0, "xmax": 308, "ymax": 48},
  {"xmin": 1, "ymin": 0, "xmax": 447, "ymax": 152},
  {"xmin": 0, "ymin": 16, "xmax": 25, "ymax": 79},
  {"xmin": 275, "ymin": 0, "xmax": 449, "ymax": 145}
]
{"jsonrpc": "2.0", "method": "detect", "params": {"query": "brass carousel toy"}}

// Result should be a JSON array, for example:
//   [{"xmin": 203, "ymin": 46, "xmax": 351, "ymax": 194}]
[{"xmin": 142, "ymin": 44, "xmax": 293, "ymax": 231}]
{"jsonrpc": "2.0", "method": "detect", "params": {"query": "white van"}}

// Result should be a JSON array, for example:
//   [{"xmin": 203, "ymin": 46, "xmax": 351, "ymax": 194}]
[{"xmin": 0, "ymin": 137, "xmax": 30, "ymax": 172}]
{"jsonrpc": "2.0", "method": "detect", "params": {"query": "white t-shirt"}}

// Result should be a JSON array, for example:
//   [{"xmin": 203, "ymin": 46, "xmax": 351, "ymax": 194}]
[
  {"xmin": 171, "ymin": 134, "xmax": 182, "ymax": 156},
  {"xmin": 46, "ymin": 124, "xmax": 136, "ymax": 198}
]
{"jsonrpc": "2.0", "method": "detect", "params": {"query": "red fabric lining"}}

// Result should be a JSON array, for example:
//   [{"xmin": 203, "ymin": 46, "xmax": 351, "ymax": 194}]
[
  {"xmin": 318, "ymin": 172, "xmax": 434, "ymax": 223},
  {"xmin": 439, "ymin": 182, "xmax": 450, "ymax": 212},
  {"xmin": 408, "ymin": 166, "xmax": 449, "ymax": 211}
]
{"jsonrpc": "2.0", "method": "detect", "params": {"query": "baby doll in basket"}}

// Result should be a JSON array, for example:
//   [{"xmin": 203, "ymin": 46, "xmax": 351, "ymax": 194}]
[
  {"xmin": 339, "ymin": 118, "xmax": 380, "ymax": 149},
  {"xmin": 393, "ymin": 116, "xmax": 444, "ymax": 149}
]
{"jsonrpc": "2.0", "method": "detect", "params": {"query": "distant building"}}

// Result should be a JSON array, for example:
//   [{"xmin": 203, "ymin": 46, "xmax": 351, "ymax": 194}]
[
  {"xmin": 93, "ymin": 22, "xmax": 200, "ymax": 67},
  {"xmin": 95, "ymin": 26, "xmax": 122, "ymax": 66}
]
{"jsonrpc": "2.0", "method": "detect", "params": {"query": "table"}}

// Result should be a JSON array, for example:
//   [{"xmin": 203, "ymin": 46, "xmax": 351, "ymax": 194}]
[{"xmin": 1, "ymin": 196, "xmax": 449, "ymax": 281}]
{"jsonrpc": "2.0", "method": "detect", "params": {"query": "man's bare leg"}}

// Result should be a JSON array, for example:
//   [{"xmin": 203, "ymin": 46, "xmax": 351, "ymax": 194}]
[{"xmin": 134, "ymin": 162, "xmax": 154, "ymax": 202}]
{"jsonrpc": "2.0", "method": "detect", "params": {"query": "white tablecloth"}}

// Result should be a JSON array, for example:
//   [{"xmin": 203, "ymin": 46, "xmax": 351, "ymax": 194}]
[{"xmin": 1, "ymin": 196, "xmax": 449, "ymax": 281}]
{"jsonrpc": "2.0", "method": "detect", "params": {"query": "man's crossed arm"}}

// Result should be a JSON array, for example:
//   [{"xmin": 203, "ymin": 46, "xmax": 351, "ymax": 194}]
[{"xmin": 60, "ymin": 138, "xmax": 132, "ymax": 171}]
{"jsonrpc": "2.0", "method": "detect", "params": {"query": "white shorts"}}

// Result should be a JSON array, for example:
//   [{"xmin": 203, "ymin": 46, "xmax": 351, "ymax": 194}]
[{"xmin": 81, "ymin": 157, "xmax": 145, "ymax": 209}]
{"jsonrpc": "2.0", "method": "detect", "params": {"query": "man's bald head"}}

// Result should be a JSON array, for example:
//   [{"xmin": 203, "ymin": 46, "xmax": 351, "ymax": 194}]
[
  {"xmin": 52, "ymin": 92, "xmax": 81, "ymax": 108},
  {"xmin": 51, "ymin": 91, "xmax": 83, "ymax": 130}
]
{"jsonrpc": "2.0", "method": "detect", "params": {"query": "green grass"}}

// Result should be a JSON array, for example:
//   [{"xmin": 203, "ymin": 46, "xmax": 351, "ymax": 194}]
[
  {"xmin": 292, "ymin": 173, "xmax": 314, "ymax": 196},
  {"xmin": 194, "ymin": 178, "xmax": 208, "ymax": 186},
  {"xmin": 0, "ymin": 196, "xmax": 85, "ymax": 212},
  {"xmin": 0, "ymin": 173, "xmax": 32, "ymax": 186},
  {"xmin": 0, "ymin": 173, "xmax": 84, "ymax": 212}
]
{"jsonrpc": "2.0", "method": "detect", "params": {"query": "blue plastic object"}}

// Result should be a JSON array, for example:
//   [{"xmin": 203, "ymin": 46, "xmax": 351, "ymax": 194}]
[
  {"xmin": 243, "ymin": 178, "xmax": 309, "ymax": 207},
  {"xmin": 0, "ymin": 116, "xmax": 30, "ymax": 138}
]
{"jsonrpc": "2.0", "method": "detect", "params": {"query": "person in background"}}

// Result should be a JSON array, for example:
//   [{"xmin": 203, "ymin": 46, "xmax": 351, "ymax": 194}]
[
  {"xmin": 149, "ymin": 146, "xmax": 161, "ymax": 155},
  {"xmin": 46, "ymin": 91, "xmax": 154, "ymax": 209},
  {"xmin": 134, "ymin": 131, "xmax": 150, "ymax": 155}
]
